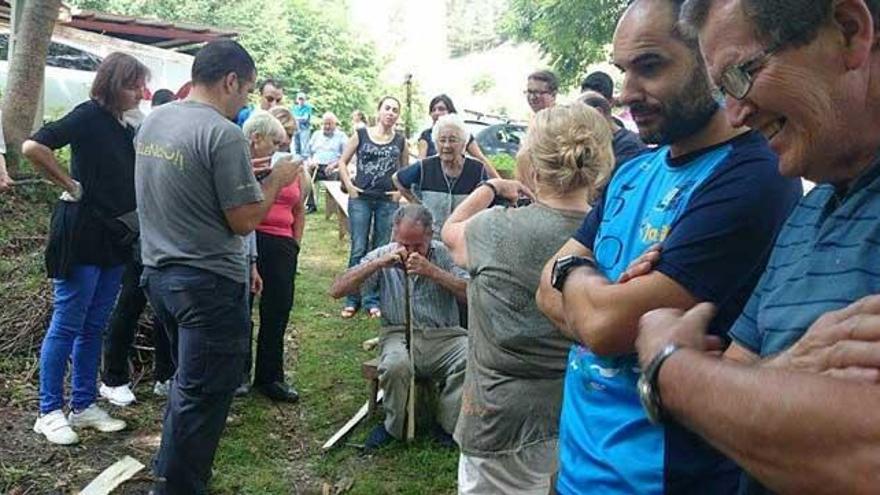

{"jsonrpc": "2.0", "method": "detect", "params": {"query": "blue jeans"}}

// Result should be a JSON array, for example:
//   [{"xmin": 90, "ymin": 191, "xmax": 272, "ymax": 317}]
[
  {"xmin": 347, "ymin": 197, "xmax": 397, "ymax": 309},
  {"xmin": 39, "ymin": 264, "xmax": 124, "ymax": 414},
  {"xmin": 142, "ymin": 265, "xmax": 248, "ymax": 495},
  {"xmin": 296, "ymin": 127, "xmax": 311, "ymax": 156}
]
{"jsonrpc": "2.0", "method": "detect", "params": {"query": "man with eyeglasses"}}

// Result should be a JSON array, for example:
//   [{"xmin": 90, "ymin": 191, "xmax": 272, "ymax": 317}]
[
  {"xmin": 630, "ymin": 0, "xmax": 880, "ymax": 493},
  {"xmin": 535, "ymin": 0, "xmax": 802, "ymax": 492},
  {"xmin": 235, "ymin": 77, "xmax": 284, "ymax": 126},
  {"xmin": 525, "ymin": 70, "xmax": 558, "ymax": 113}
]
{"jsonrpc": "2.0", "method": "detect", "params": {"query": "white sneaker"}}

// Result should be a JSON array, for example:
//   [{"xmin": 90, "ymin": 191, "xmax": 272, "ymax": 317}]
[
  {"xmin": 68, "ymin": 404, "xmax": 126, "ymax": 432},
  {"xmin": 99, "ymin": 382, "xmax": 136, "ymax": 407},
  {"xmin": 153, "ymin": 380, "xmax": 171, "ymax": 397},
  {"xmin": 34, "ymin": 410, "xmax": 79, "ymax": 445}
]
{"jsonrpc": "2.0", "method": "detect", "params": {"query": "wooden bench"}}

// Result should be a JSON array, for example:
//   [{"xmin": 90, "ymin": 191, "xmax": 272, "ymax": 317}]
[
  {"xmin": 362, "ymin": 357, "xmax": 381, "ymax": 416},
  {"xmin": 321, "ymin": 180, "xmax": 349, "ymax": 240}
]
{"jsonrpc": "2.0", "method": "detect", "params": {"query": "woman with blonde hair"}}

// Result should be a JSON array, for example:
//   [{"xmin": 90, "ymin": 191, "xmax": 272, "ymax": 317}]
[{"xmin": 442, "ymin": 102, "xmax": 613, "ymax": 494}]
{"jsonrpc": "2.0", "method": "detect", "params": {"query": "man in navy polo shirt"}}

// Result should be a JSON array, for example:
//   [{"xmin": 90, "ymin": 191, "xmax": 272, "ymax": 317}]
[{"xmin": 535, "ymin": 0, "xmax": 802, "ymax": 492}]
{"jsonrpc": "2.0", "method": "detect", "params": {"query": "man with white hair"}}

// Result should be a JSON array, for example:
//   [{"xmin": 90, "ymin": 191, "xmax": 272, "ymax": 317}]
[
  {"xmin": 305, "ymin": 112, "xmax": 347, "ymax": 213},
  {"xmin": 392, "ymin": 113, "xmax": 490, "ymax": 238}
]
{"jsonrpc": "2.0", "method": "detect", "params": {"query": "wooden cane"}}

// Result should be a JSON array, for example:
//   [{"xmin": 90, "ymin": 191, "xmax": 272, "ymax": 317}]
[{"xmin": 403, "ymin": 272, "xmax": 416, "ymax": 442}]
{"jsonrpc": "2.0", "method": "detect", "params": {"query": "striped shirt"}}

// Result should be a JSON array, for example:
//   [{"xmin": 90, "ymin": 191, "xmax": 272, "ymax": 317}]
[
  {"xmin": 730, "ymin": 155, "xmax": 880, "ymax": 357},
  {"xmin": 361, "ymin": 241, "xmax": 467, "ymax": 328}
]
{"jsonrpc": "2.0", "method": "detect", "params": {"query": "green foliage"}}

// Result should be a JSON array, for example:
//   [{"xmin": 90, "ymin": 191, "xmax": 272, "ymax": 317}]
[
  {"xmin": 471, "ymin": 73, "xmax": 495, "ymax": 95},
  {"xmin": 503, "ymin": 0, "xmax": 629, "ymax": 87},
  {"xmin": 68, "ymin": 0, "xmax": 382, "ymax": 122},
  {"xmin": 446, "ymin": 0, "xmax": 510, "ymax": 57},
  {"xmin": 489, "ymin": 153, "xmax": 516, "ymax": 176}
]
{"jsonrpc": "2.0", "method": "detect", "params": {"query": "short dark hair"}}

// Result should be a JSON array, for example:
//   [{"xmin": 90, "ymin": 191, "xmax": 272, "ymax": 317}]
[
  {"xmin": 377, "ymin": 95, "xmax": 401, "ymax": 111},
  {"xmin": 151, "ymin": 89, "xmax": 176, "ymax": 107},
  {"xmin": 191, "ymin": 40, "xmax": 256, "ymax": 86},
  {"xmin": 580, "ymin": 92, "xmax": 612, "ymax": 115},
  {"xmin": 90, "ymin": 52, "xmax": 150, "ymax": 115},
  {"xmin": 428, "ymin": 94, "xmax": 458, "ymax": 114},
  {"xmin": 681, "ymin": 0, "xmax": 879, "ymax": 48},
  {"xmin": 580, "ymin": 72, "xmax": 614, "ymax": 100},
  {"xmin": 528, "ymin": 70, "xmax": 559, "ymax": 93},
  {"xmin": 259, "ymin": 78, "xmax": 281, "ymax": 94}
]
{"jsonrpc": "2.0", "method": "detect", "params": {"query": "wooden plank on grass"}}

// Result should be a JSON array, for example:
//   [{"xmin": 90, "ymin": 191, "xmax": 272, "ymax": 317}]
[
  {"xmin": 322, "ymin": 389, "xmax": 384, "ymax": 451},
  {"xmin": 79, "ymin": 455, "xmax": 144, "ymax": 495}
]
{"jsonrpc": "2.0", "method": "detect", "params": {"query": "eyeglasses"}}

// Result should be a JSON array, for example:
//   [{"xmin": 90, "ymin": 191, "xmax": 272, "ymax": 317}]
[
  {"xmin": 718, "ymin": 43, "xmax": 780, "ymax": 100},
  {"xmin": 524, "ymin": 90, "xmax": 552, "ymax": 98},
  {"xmin": 436, "ymin": 137, "xmax": 462, "ymax": 145}
]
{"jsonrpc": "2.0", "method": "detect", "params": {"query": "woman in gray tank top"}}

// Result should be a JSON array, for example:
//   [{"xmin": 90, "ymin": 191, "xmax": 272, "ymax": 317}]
[{"xmin": 441, "ymin": 103, "xmax": 614, "ymax": 494}]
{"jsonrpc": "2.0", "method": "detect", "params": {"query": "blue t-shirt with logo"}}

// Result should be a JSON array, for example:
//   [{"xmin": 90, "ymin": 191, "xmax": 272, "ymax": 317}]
[{"xmin": 556, "ymin": 131, "xmax": 801, "ymax": 495}]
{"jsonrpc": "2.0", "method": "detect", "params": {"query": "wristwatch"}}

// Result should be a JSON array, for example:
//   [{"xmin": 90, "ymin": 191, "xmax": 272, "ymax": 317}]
[
  {"xmin": 638, "ymin": 343, "xmax": 683, "ymax": 424},
  {"xmin": 551, "ymin": 255, "xmax": 598, "ymax": 291}
]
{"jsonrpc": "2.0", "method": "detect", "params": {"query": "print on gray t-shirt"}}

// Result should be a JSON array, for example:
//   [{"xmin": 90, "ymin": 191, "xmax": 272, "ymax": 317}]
[{"xmin": 135, "ymin": 101, "xmax": 264, "ymax": 283}]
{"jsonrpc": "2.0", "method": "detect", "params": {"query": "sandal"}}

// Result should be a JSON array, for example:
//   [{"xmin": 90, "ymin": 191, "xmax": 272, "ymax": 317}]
[
  {"xmin": 368, "ymin": 307, "xmax": 382, "ymax": 319},
  {"xmin": 341, "ymin": 307, "xmax": 357, "ymax": 319}
]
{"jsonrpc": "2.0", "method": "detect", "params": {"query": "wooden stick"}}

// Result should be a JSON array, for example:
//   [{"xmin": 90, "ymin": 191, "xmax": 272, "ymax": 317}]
[
  {"xmin": 321, "ymin": 390, "xmax": 385, "ymax": 451},
  {"xmin": 79, "ymin": 455, "xmax": 145, "ymax": 495},
  {"xmin": 404, "ymin": 274, "xmax": 416, "ymax": 442}
]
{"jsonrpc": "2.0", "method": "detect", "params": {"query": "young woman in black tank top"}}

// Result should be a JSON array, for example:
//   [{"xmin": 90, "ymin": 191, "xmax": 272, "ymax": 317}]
[{"xmin": 336, "ymin": 96, "xmax": 409, "ymax": 318}]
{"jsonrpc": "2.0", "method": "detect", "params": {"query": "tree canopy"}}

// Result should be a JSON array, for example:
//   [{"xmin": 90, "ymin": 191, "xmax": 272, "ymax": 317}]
[
  {"xmin": 504, "ymin": 0, "xmax": 628, "ymax": 87},
  {"xmin": 70, "ymin": 0, "xmax": 383, "ymax": 129}
]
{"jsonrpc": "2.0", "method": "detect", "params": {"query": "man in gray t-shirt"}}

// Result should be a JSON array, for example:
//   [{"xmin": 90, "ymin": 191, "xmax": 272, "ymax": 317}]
[
  {"xmin": 329, "ymin": 204, "xmax": 469, "ymax": 450},
  {"xmin": 137, "ymin": 100, "xmax": 263, "ymax": 282},
  {"xmin": 136, "ymin": 40, "xmax": 300, "ymax": 495}
]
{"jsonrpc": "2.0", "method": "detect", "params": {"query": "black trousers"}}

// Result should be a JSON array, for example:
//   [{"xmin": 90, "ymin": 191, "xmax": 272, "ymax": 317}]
[
  {"xmin": 248, "ymin": 232, "xmax": 300, "ymax": 386},
  {"xmin": 142, "ymin": 265, "xmax": 248, "ymax": 495},
  {"xmin": 102, "ymin": 257, "xmax": 175, "ymax": 386},
  {"xmin": 305, "ymin": 164, "xmax": 339, "ymax": 210}
]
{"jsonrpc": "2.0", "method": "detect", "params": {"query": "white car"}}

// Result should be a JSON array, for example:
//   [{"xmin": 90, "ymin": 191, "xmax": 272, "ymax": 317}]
[{"xmin": 0, "ymin": 23, "xmax": 193, "ymax": 118}]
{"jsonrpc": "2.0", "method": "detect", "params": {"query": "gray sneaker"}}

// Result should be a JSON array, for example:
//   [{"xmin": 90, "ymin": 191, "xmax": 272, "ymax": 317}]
[
  {"xmin": 153, "ymin": 380, "xmax": 171, "ymax": 397},
  {"xmin": 68, "ymin": 404, "xmax": 126, "ymax": 432}
]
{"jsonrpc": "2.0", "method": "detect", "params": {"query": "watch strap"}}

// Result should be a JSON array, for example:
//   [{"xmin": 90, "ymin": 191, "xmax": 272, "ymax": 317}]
[{"xmin": 640, "ymin": 343, "xmax": 682, "ymax": 424}]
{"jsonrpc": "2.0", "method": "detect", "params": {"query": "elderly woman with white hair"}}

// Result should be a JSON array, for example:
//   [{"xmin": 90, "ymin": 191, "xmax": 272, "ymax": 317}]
[
  {"xmin": 393, "ymin": 113, "xmax": 491, "ymax": 238},
  {"xmin": 241, "ymin": 110, "xmax": 305, "ymax": 403}
]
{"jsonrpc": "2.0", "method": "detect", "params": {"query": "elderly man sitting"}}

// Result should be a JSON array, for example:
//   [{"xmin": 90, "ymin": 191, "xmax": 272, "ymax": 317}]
[
  {"xmin": 329, "ymin": 204, "xmax": 468, "ymax": 450},
  {"xmin": 305, "ymin": 112, "xmax": 348, "ymax": 213}
]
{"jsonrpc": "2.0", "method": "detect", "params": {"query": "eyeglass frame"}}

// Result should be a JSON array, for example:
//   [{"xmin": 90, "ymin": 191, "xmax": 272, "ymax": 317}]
[
  {"xmin": 523, "ymin": 89, "xmax": 554, "ymax": 98},
  {"xmin": 717, "ymin": 42, "xmax": 782, "ymax": 100}
]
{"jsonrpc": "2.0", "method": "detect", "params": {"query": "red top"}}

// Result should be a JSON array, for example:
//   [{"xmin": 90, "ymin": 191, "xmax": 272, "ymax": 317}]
[{"xmin": 256, "ymin": 181, "xmax": 301, "ymax": 238}]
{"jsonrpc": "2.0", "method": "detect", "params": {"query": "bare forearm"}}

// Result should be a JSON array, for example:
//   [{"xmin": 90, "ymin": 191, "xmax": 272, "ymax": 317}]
[
  {"xmin": 22, "ymin": 141, "xmax": 75, "ymax": 191},
  {"xmin": 466, "ymin": 141, "xmax": 499, "ymax": 179},
  {"xmin": 292, "ymin": 206, "xmax": 305, "ymax": 242},
  {"xmin": 427, "ymin": 267, "xmax": 467, "ymax": 303},
  {"xmin": 660, "ymin": 350, "xmax": 880, "ymax": 494},
  {"xmin": 329, "ymin": 258, "xmax": 382, "ymax": 298},
  {"xmin": 563, "ymin": 268, "xmax": 697, "ymax": 356},
  {"xmin": 446, "ymin": 183, "xmax": 494, "ymax": 225}
]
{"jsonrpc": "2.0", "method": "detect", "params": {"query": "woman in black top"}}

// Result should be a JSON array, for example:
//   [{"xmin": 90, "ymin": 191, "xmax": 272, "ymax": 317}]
[
  {"xmin": 337, "ymin": 96, "xmax": 408, "ymax": 319},
  {"xmin": 23, "ymin": 53, "xmax": 149, "ymax": 445},
  {"xmin": 416, "ymin": 94, "xmax": 498, "ymax": 178}
]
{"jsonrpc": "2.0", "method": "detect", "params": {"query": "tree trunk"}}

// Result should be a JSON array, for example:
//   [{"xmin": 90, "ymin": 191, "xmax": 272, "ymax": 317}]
[{"xmin": 2, "ymin": 0, "xmax": 63, "ymax": 175}]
